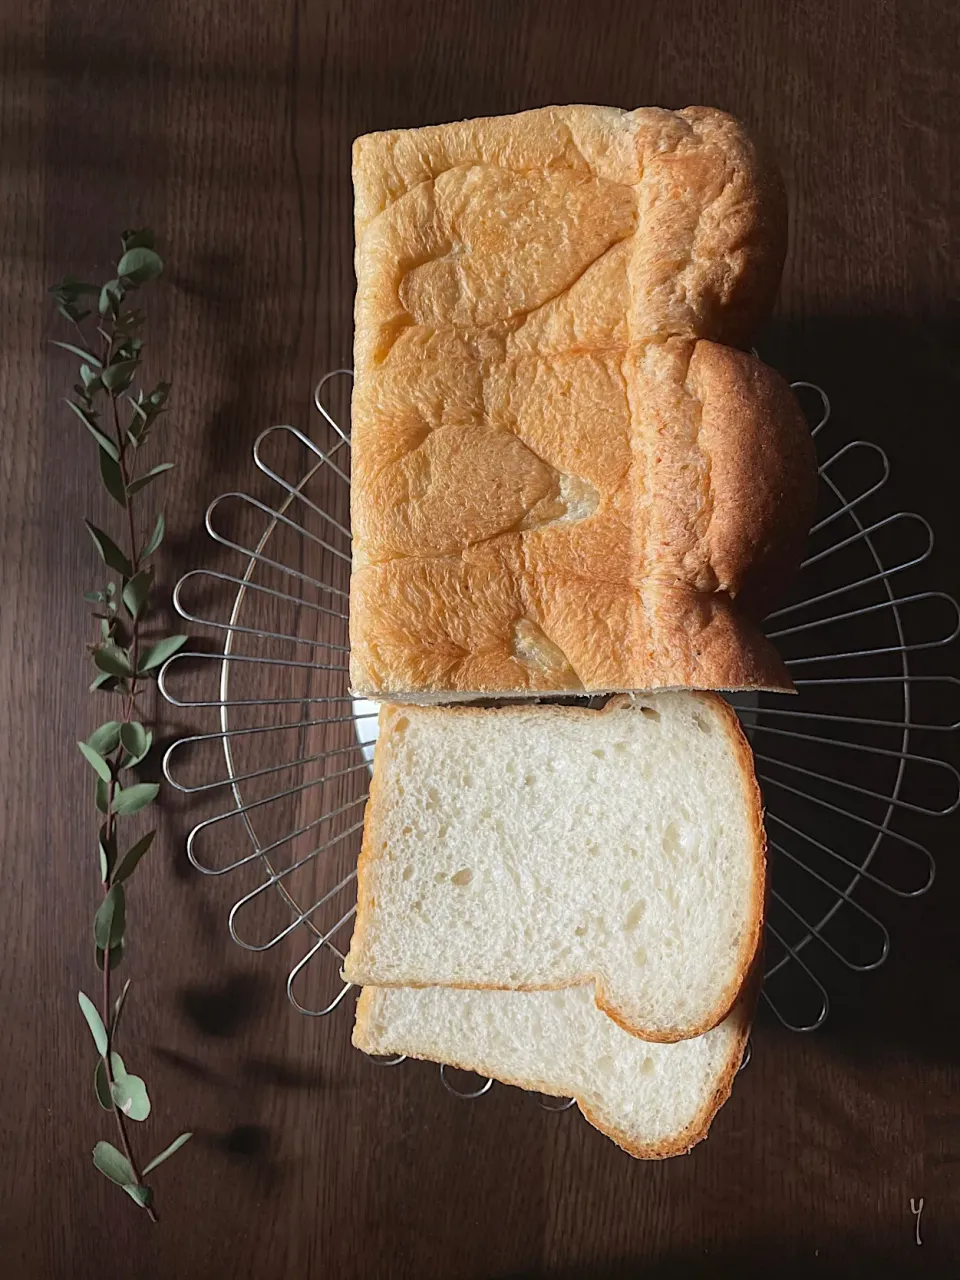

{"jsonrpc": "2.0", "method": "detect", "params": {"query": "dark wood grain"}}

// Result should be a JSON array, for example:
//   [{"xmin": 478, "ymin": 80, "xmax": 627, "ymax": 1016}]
[{"xmin": 2, "ymin": 1, "xmax": 960, "ymax": 1276}]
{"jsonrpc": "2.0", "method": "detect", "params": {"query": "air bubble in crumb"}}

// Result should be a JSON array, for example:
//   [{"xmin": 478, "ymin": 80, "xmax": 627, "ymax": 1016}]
[
  {"xmin": 634, "ymin": 947, "xmax": 648, "ymax": 967},
  {"xmin": 393, "ymin": 716, "xmax": 409, "ymax": 734},
  {"xmin": 592, "ymin": 748, "xmax": 606, "ymax": 760},
  {"xmin": 640, "ymin": 706, "xmax": 661, "ymax": 722},
  {"xmin": 451, "ymin": 868, "xmax": 474, "ymax": 886},
  {"xmin": 402, "ymin": 865, "xmax": 413, "ymax": 881},
  {"xmin": 640, "ymin": 1057, "xmax": 655, "ymax": 1075},
  {"xmin": 693, "ymin": 713, "xmax": 712, "ymax": 734}
]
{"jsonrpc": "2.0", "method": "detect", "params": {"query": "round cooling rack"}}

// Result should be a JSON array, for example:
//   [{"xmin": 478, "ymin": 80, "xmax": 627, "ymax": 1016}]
[{"xmin": 160, "ymin": 368, "xmax": 960, "ymax": 1099}]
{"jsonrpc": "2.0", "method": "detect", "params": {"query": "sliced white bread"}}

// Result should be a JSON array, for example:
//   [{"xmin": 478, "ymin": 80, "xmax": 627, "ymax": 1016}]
[
  {"xmin": 354, "ymin": 983, "xmax": 753, "ymax": 1158},
  {"xmin": 343, "ymin": 693, "xmax": 765, "ymax": 1042}
]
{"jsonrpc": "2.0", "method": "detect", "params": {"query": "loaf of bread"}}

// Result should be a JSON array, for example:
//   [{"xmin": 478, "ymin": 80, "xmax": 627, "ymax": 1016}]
[
  {"xmin": 354, "ymin": 983, "xmax": 753, "ymax": 1159},
  {"xmin": 343, "ymin": 693, "xmax": 765, "ymax": 1042},
  {"xmin": 349, "ymin": 105, "xmax": 817, "ymax": 700}
]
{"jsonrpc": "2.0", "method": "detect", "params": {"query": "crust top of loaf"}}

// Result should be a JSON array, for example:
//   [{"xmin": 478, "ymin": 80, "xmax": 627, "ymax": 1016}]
[{"xmin": 349, "ymin": 106, "xmax": 816, "ymax": 697}]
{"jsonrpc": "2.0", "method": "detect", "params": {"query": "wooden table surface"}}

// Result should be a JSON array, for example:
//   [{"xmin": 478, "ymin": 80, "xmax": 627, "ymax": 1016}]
[{"xmin": 3, "ymin": 1, "xmax": 960, "ymax": 1275}]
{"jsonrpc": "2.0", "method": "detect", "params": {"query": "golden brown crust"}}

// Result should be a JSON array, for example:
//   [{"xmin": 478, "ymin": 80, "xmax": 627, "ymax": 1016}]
[
  {"xmin": 345, "ymin": 694, "xmax": 767, "ymax": 1042},
  {"xmin": 353, "ymin": 982, "xmax": 756, "ymax": 1160},
  {"xmin": 349, "ymin": 106, "xmax": 813, "ymax": 698}
]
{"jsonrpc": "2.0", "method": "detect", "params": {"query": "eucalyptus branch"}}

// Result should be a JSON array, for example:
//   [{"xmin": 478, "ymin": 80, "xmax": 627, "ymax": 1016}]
[{"xmin": 53, "ymin": 231, "xmax": 191, "ymax": 1219}]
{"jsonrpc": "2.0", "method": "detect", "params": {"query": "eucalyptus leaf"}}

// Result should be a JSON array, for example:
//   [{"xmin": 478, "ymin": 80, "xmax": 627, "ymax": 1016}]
[
  {"xmin": 141, "ymin": 1132, "xmax": 192, "ymax": 1176},
  {"xmin": 121, "ymin": 569, "xmax": 153, "ymax": 620},
  {"xmin": 81, "ymin": 363, "xmax": 102, "ymax": 391},
  {"xmin": 142, "ymin": 511, "xmax": 165, "ymax": 558},
  {"xmin": 98, "ymin": 823, "xmax": 117, "ymax": 883},
  {"xmin": 117, "ymin": 246, "xmax": 163, "ymax": 285},
  {"xmin": 99, "ymin": 448, "xmax": 127, "ymax": 506},
  {"xmin": 65, "ymin": 400, "xmax": 119, "ymax": 462},
  {"xmin": 111, "ymin": 978, "xmax": 132, "ymax": 1037},
  {"xmin": 78, "ymin": 991, "xmax": 108, "ymax": 1056},
  {"xmin": 113, "ymin": 782, "xmax": 159, "ymax": 816},
  {"xmin": 94, "ymin": 644, "xmax": 133, "ymax": 679},
  {"xmin": 90, "ymin": 671, "xmax": 115, "ymax": 695},
  {"xmin": 94, "ymin": 1059, "xmax": 112, "ymax": 1109},
  {"xmin": 112, "ymin": 829, "xmax": 155, "ymax": 884},
  {"xmin": 77, "ymin": 741, "xmax": 112, "ymax": 783},
  {"xmin": 92, "ymin": 1140, "xmax": 134, "ymax": 1187},
  {"xmin": 122, "ymin": 1183, "xmax": 153, "ymax": 1209},
  {"xmin": 84, "ymin": 520, "xmax": 132, "ymax": 576},
  {"xmin": 119, "ymin": 724, "xmax": 152, "ymax": 768},
  {"xmin": 87, "ymin": 720, "xmax": 122, "ymax": 755},
  {"xmin": 95, "ymin": 777, "xmax": 110, "ymax": 814},
  {"xmin": 111, "ymin": 1071, "xmax": 151, "ymax": 1121},
  {"xmin": 101, "ymin": 359, "xmax": 139, "ymax": 393},
  {"xmin": 126, "ymin": 463, "xmax": 174, "ymax": 498},
  {"xmin": 93, "ymin": 883, "xmax": 125, "ymax": 950},
  {"xmin": 51, "ymin": 340, "xmax": 102, "ymax": 366},
  {"xmin": 84, "ymin": 590, "xmax": 105, "ymax": 603},
  {"xmin": 138, "ymin": 634, "xmax": 187, "ymax": 673},
  {"xmin": 99, "ymin": 279, "xmax": 123, "ymax": 318},
  {"xmin": 95, "ymin": 941, "xmax": 124, "ymax": 971}
]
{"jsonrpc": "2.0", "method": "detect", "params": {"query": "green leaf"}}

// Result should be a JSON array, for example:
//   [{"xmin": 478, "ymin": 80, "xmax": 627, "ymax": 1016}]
[
  {"xmin": 90, "ymin": 671, "xmax": 114, "ymax": 692},
  {"xmin": 101, "ymin": 359, "xmax": 139, "ymax": 393},
  {"xmin": 84, "ymin": 520, "xmax": 132, "ymax": 576},
  {"xmin": 99, "ymin": 279, "xmax": 123, "ymax": 318},
  {"xmin": 77, "ymin": 741, "xmax": 112, "ymax": 783},
  {"xmin": 142, "ymin": 511, "xmax": 165, "ymax": 558},
  {"xmin": 94, "ymin": 644, "xmax": 134, "ymax": 679},
  {"xmin": 111, "ymin": 978, "xmax": 132, "ymax": 1037},
  {"xmin": 78, "ymin": 991, "xmax": 108, "ymax": 1056},
  {"xmin": 80, "ymin": 363, "xmax": 102, "ymax": 391},
  {"xmin": 51, "ymin": 340, "xmax": 102, "ymax": 366},
  {"xmin": 64, "ymin": 400, "xmax": 119, "ymax": 461},
  {"xmin": 121, "ymin": 569, "xmax": 153, "ymax": 619},
  {"xmin": 121, "ymin": 229, "xmax": 156, "ymax": 252},
  {"xmin": 94, "ymin": 1059, "xmax": 112, "ymax": 1109},
  {"xmin": 94, "ymin": 884, "xmax": 125, "ymax": 950},
  {"xmin": 95, "ymin": 941, "xmax": 124, "ymax": 971},
  {"xmin": 111, "ymin": 1071, "xmax": 151, "ymax": 1121},
  {"xmin": 99, "ymin": 448, "xmax": 127, "ymax": 506},
  {"xmin": 95, "ymin": 777, "xmax": 110, "ymax": 813},
  {"xmin": 138, "ymin": 634, "xmax": 187, "ymax": 673},
  {"xmin": 113, "ymin": 782, "xmax": 159, "ymax": 816},
  {"xmin": 142, "ymin": 1132, "xmax": 192, "ymax": 1176},
  {"xmin": 126, "ymin": 463, "xmax": 174, "ymax": 498},
  {"xmin": 117, "ymin": 246, "xmax": 163, "ymax": 285},
  {"xmin": 92, "ymin": 1140, "xmax": 134, "ymax": 1187},
  {"xmin": 123, "ymin": 1183, "xmax": 154, "ymax": 1209},
  {"xmin": 87, "ymin": 721, "xmax": 122, "ymax": 755},
  {"xmin": 98, "ymin": 823, "xmax": 117, "ymax": 883},
  {"xmin": 119, "ymin": 724, "xmax": 152, "ymax": 767},
  {"xmin": 113, "ymin": 829, "xmax": 155, "ymax": 884}
]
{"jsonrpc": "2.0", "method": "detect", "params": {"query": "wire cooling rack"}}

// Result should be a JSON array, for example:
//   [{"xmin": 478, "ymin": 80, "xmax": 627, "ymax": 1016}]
[{"xmin": 160, "ymin": 369, "xmax": 960, "ymax": 1076}]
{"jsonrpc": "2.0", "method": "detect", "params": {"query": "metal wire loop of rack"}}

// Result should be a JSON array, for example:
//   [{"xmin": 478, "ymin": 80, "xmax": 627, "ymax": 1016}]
[{"xmin": 161, "ymin": 367, "xmax": 959, "ymax": 1104}]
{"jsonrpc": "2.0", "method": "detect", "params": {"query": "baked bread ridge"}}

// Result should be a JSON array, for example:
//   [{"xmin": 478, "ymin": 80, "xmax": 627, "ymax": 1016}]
[
  {"xmin": 353, "ymin": 981, "xmax": 754, "ymax": 1160},
  {"xmin": 349, "ymin": 105, "xmax": 816, "ymax": 699},
  {"xmin": 343, "ymin": 692, "xmax": 767, "ymax": 1043}
]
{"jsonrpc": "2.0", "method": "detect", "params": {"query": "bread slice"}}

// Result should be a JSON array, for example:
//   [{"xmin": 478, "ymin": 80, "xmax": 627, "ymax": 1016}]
[
  {"xmin": 349, "ymin": 105, "xmax": 818, "ymax": 700},
  {"xmin": 343, "ymin": 693, "xmax": 765, "ymax": 1042},
  {"xmin": 353, "ymin": 983, "xmax": 753, "ymax": 1159}
]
